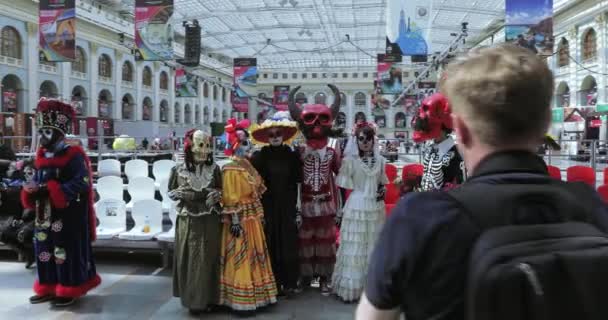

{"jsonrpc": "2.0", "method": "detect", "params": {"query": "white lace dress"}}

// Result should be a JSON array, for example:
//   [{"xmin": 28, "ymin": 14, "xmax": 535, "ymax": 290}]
[{"xmin": 332, "ymin": 155, "xmax": 388, "ymax": 301}]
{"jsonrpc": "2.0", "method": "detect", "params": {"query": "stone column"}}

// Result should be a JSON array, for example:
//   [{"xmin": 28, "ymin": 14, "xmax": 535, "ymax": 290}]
[
  {"xmin": 169, "ymin": 68, "xmax": 176, "ymax": 125},
  {"xmin": 114, "ymin": 51, "xmax": 123, "ymax": 120},
  {"xmin": 153, "ymin": 62, "xmax": 161, "ymax": 122},
  {"xmin": 135, "ymin": 62, "xmax": 143, "ymax": 121},
  {"xmin": 346, "ymin": 92, "xmax": 354, "ymax": 132},
  {"xmin": 89, "ymin": 43, "xmax": 99, "ymax": 117},
  {"xmin": 568, "ymin": 27, "xmax": 578, "ymax": 108},
  {"xmin": 26, "ymin": 22, "xmax": 38, "ymax": 112}
]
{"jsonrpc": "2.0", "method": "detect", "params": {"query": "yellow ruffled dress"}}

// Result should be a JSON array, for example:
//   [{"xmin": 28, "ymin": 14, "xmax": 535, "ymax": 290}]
[{"xmin": 219, "ymin": 157, "xmax": 278, "ymax": 311}]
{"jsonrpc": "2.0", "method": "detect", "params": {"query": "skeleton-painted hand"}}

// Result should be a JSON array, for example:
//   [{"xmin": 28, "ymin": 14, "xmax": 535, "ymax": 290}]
[
  {"xmin": 205, "ymin": 190, "xmax": 221, "ymax": 208},
  {"xmin": 168, "ymin": 190, "xmax": 183, "ymax": 201},
  {"xmin": 230, "ymin": 213, "xmax": 243, "ymax": 237},
  {"xmin": 376, "ymin": 185, "xmax": 386, "ymax": 201}
]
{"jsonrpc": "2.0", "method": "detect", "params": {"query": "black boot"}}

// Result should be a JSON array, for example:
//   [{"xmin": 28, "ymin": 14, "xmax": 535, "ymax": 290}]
[
  {"xmin": 29, "ymin": 295, "xmax": 53, "ymax": 304},
  {"xmin": 51, "ymin": 297, "xmax": 76, "ymax": 307}
]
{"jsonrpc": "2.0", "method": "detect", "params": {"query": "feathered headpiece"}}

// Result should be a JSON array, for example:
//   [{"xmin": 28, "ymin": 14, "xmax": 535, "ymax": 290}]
[
  {"xmin": 223, "ymin": 118, "xmax": 251, "ymax": 156},
  {"xmin": 35, "ymin": 98, "xmax": 76, "ymax": 135}
]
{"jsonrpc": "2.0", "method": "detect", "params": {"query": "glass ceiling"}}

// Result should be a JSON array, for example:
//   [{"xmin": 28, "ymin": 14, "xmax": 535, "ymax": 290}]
[{"xmin": 118, "ymin": 0, "xmax": 506, "ymax": 71}]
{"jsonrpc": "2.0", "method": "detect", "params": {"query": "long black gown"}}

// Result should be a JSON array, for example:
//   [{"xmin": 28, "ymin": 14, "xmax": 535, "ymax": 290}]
[{"xmin": 251, "ymin": 145, "xmax": 302, "ymax": 291}]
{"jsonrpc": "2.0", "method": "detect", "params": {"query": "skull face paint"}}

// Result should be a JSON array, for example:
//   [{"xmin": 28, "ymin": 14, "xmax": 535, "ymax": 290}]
[
  {"xmin": 267, "ymin": 128, "xmax": 284, "ymax": 147},
  {"xmin": 190, "ymin": 130, "xmax": 211, "ymax": 163},
  {"xmin": 38, "ymin": 128, "xmax": 63, "ymax": 149},
  {"xmin": 234, "ymin": 129, "xmax": 251, "ymax": 157},
  {"xmin": 23, "ymin": 165, "xmax": 36, "ymax": 183},
  {"xmin": 357, "ymin": 131, "xmax": 374, "ymax": 153}
]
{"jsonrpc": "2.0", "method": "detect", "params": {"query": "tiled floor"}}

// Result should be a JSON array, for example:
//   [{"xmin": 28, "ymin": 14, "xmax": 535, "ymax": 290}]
[{"xmin": 0, "ymin": 253, "xmax": 356, "ymax": 320}]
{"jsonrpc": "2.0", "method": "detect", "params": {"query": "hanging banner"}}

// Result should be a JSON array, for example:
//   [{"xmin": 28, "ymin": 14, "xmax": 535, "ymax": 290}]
[
  {"xmin": 386, "ymin": 0, "xmax": 432, "ymax": 60},
  {"xmin": 273, "ymin": 86, "xmax": 290, "ymax": 111},
  {"xmin": 505, "ymin": 0, "xmax": 553, "ymax": 56},
  {"xmin": 232, "ymin": 58, "xmax": 256, "ymax": 113},
  {"xmin": 377, "ymin": 54, "xmax": 403, "ymax": 95},
  {"xmin": 134, "ymin": 0, "xmax": 174, "ymax": 61},
  {"xmin": 39, "ymin": 0, "xmax": 76, "ymax": 62},
  {"xmin": 175, "ymin": 68, "xmax": 198, "ymax": 97}
]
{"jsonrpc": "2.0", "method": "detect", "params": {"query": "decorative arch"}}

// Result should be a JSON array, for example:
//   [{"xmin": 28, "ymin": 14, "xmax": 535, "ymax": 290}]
[
  {"xmin": 1, "ymin": 74, "xmax": 24, "ymax": 112},
  {"xmin": 122, "ymin": 61, "xmax": 134, "ymax": 82},
  {"xmin": 121, "ymin": 94, "xmax": 135, "ymax": 120},
  {"xmin": 295, "ymin": 92, "xmax": 307, "ymax": 104},
  {"xmin": 582, "ymin": 28, "xmax": 597, "ymax": 61},
  {"xmin": 98, "ymin": 90, "xmax": 112, "ymax": 118},
  {"xmin": 142, "ymin": 97, "xmax": 153, "ymax": 120},
  {"xmin": 1, "ymin": 26, "xmax": 22, "ymax": 59},
  {"xmin": 203, "ymin": 106, "xmax": 209, "ymax": 124},
  {"xmin": 98, "ymin": 54, "xmax": 112, "ymax": 78},
  {"xmin": 39, "ymin": 80, "xmax": 59, "ymax": 98},
  {"xmin": 71, "ymin": 86, "xmax": 87, "ymax": 116},
  {"xmin": 160, "ymin": 100, "xmax": 168, "ymax": 123}
]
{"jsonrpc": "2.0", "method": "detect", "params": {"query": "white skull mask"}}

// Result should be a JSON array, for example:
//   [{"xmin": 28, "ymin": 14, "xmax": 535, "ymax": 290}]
[{"xmin": 191, "ymin": 130, "xmax": 211, "ymax": 162}]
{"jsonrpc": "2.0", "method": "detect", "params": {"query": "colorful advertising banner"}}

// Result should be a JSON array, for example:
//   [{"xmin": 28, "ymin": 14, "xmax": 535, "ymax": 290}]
[
  {"xmin": 505, "ymin": 0, "xmax": 553, "ymax": 56},
  {"xmin": 134, "ymin": 0, "xmax": 174, "ymax": 61},
  {"xmin": 232, "ymin": 58, "xmax": 257, "ymax": 113},
  {"xmin": 175, "ymin": 68, "xmax": 198, "ymax": 98},
  {"xmin": 273, "ymin": 86, "xmax": 290, "ymax": 111},
  {"xmin": 377, "ymin": 54, "xmax": 403, "ymax": 95},
  {"xmin": 386, "ymin": 0, "xmax": 432, "ymax": 58},
  {"xmin": 39, "ymin": 0, "xmax": 76, "ymax": 62}
]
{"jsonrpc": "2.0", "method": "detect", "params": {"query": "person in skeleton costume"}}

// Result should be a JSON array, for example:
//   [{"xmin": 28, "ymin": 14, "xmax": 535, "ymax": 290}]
[
  {"xmin": 412, "ymin": 93, "xmax": 465, "ymax": 191},
  {"xmin": 288, "ymin": 84, "xmax": 342, "ymax": 295},
  {"xmin": 332, "ymin": 122, "xmax": 388, "ymax": 302},
  {"xmin": 168, "ymin": 129, "xmax": 222, "ymax": 314},
  {"xmin": 250, "ymin": 112, "xmax": 302, "ymax": 297},
  {"xmin": 219, "ymin": 118, "xmax": 278, "ymax": 313},
  {"xmin": 21, "ymin": 99, "xmax": 100, "ymax": 307}
]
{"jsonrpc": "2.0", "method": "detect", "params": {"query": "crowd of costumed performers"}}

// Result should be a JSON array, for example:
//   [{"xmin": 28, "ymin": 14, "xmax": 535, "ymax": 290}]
[
  {"xmin": 411, "ymin": 92, "xmax": 466, "ymax": 191},
  {"xmin": 21, "ymin": 99, "xmax": 101, "ymax": 307}
]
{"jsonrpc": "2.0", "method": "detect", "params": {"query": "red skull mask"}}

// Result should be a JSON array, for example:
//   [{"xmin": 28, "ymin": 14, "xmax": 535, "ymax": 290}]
[
  {"xmin": 411, "ymin": 93, "xmax": 453, "ymax": 143},
  {"xmin": 289, "ymin": 84, "xmax": 342, "ymax": 150}
]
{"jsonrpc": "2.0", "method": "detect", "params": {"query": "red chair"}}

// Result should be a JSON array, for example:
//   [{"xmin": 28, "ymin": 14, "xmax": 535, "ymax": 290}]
[
  {"xmin": 604, "ymin": 168, "xmax": 608, "ymax": 185},
  {"xmin": 598, "ymin": 185, "xmax": 608, "ymax": 203},
  {"xmin": 384, "ymin": 164, "xmax": 400, "ymax": 216},
  {"xmin": 566, "ymin": 166, "xmax": 596, "ymax": 188},
  {"xmin": 402, "ymin": 164, "xmax": 424, "ymax": 181},
  {"xmin": 547, "ymin": 165, "xmax": 562, "ymax": 180}
]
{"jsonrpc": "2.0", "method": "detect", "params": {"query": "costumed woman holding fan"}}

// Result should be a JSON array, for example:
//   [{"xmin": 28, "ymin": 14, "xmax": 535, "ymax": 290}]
[{"xmin": 219, "ymin": 118, "xmax": 278, "ymax": 314}]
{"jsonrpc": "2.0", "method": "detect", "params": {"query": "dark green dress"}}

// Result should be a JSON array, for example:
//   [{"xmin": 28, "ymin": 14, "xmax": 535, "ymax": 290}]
[{"xmin": 168, "ymin": 162, "xmax": 222, "ymax": 310}]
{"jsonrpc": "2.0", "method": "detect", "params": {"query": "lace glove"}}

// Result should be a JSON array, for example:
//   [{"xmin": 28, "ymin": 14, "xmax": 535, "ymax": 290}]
[
  {"xmin": 205, "ymin": 190, "xmax": 222, "ymax": 208},
  {"xmin": 376, "ymin": 185, "xmax": 386, "ymax": 202},
  {"xmin": 168, "ymin": 190, "xmax": 183, "ymax": 201},
  {"xmin": 230, "ymin": 213, "xmax": 243, "ymax": 237},
  {"xmin": 295, "ymin": 211, "xmax": 303, "ymax": 230}
]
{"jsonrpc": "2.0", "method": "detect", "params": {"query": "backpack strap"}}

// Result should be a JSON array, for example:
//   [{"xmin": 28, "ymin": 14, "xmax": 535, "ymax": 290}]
[{"xmin": 447, "ymin": 173, "xmax": 596, "ymax": 231}]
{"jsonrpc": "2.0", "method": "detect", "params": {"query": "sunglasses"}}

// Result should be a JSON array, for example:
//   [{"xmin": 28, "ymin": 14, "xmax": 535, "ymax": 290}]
[{"xmin": 358, "ymin": 136, "xmax": 373, "ymax": 143}]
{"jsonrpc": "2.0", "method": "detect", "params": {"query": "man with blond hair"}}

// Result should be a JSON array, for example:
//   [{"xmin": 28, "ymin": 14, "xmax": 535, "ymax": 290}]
[{"xmin": 357, "ymin": 44, "xmax": 608, "ymax": 320}]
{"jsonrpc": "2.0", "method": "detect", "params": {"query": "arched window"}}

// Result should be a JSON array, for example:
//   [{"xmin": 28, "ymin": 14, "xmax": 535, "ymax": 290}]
[
  {"xmin": 339, "ymin": 92, "xmax": 347, "ymax": 107},
  {"xmin": 213, "ymin": 86, "xmax": 218, "ymax": 100},
  {"xmin": 395, "ymin": 112, "xmax": 406, "ymax": 128},
  {"xmin": 1, "ymin": 26, "xmax": 21, "ymax": 59},
  {"xmin": 174, "ymin": 103, "xmax": 181, "ymax": 123},
  {"xmin": 195, "ymin": 105, "xmax": 200, "ymax": 124},
  {"xmin": 295, "ymin": 92, "xmax": 307, "ymax": 104},
  {"xmin": 203, "ymin": 106, "xmax": 209, "ymax": 124},
  {"xmin": 98, "ymin": 54, "xmax": 112, "ymax": 78},
  {"xmin": 314, "ymin": 92, "xmax": 327, "ymax": 105},
  {"xmin": 122, "ymin": 94, "xmax": 134, "ymax": 120},
  {"xmin": 580, "ymin": 76, "xmax": 597, "ymax": 106},
  {"xmin": 142, "ymin": 66, "xmax": 152, "ymax": 87},
  {"xmin": 555, "ymin": 82, "xmax": 570, "ymax": 108},
  {"xmin": 39, "ymin": 50, "xmax": 56, "ymax": 67},
  {"xmin": 583, "ymin": 29, "xmax": 597, "ymax": 61},
  {"xmin": 203, "ymin": 83, "xmax": 209, "ymax": 98},
  {"xmin": 354, "ymin": 92, "xmax": 366, "ymax": 107},
  {"xmin": 122, "ymin": 61, "xmax": 133, "ymax": 82},
  {"xmin": 72, "ymin": 47, "xmax": 86, "ymax": 74},
  {"xmin": 98, "ymin": 90, "xmax": 112, "ymax": 118},
  {"xmin": 222, "ymin": 110, "xmax": 227, "ymax": 122},
  {"xmin": 222, "ymin": 88, "xmax": 226, "ymax": 102},
  {"xmin": 557, "ymin": 38, "xmax": 569, "ymax": 67},
  {"xmin": 159, "ymin": 71, "xmax": 168, "ymax": 90},
  {"xmin": 160, "ymin": 100, "xmax": 168, "ymax": 123},
  {"xmin": 213, "ymin": 109, "xmax": 219, "ymax": 122},
  {"xmin": 184, "ymin": 104, "xmax": 192, "ymax": 124},
  {"xmin": 142, "ymin": 97, "xmax": 153, "ymax": 121}
]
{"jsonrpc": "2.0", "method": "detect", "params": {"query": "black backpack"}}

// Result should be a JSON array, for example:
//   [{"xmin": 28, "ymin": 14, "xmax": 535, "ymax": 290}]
[{"xmin": 449, "ymin": 173, "xmax": 608, "ymax": 320}]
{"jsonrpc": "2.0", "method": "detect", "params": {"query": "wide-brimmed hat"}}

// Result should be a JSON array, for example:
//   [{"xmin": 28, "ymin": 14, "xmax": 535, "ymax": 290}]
[{"xmin": 251, "ymin": 115, "xmax": 299, "ymax": 146}]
